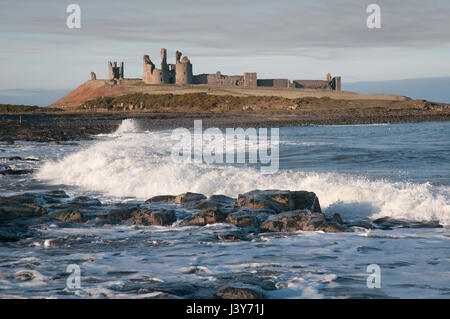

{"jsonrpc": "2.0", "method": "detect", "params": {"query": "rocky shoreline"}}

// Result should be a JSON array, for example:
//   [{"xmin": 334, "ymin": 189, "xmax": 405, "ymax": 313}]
[
  {"xmin": 1, "ymin": 109, "xmax": 449, "ymax": 142},
  {"xmin": 1, "ymin": 188, "xmax": 442, "ymax": 243},
  {"xmin": 0, "ymin": 188, "xmax": 444, "ymax": 298}
]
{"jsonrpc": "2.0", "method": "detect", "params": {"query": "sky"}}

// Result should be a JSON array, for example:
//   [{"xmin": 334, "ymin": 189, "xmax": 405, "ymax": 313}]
[{"xmin": 0, "ymin": 0, "xmax": 449, "ymax": 90}]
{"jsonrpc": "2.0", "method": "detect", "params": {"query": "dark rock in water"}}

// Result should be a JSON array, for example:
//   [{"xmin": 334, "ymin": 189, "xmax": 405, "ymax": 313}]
[
  {"xmin": 72, "ymin": 196, "xmax": 102, "ymax": 207},
  {"xmin": 0, "ymin": 156, "xmax": 22, "ymax": 161},
  {"xmin": 175, "ymin": 192, "xmax": 206, "ymax": 205},
  {"xmin": 99, "ymin": 208, "xmax": 136, "ymax": 223},
  {"xmin": 125, "ymin": 209, "xmax": 176, "ymax": 226},
  {"xmin": 144, "ymin": 195, "xmax": 176, "ymax": 204},
  {"xmin": 0, "ymin": 169, "xmax": 33, "ymax": 175},
  {"xmin": 233, "ymin": 189, "xmax": 322, "ymax": 214},
  {"xmin": 180, "ymin": 209, "xmax": 229, "ymax": 226},
  {"xmin": 49, "ymin": 209, "xmax": 84, "ymax": 223},
  {"xmin": 100, "ymin": 207, "xmax": 176, "ymax": 226},
  {"xmin": 372, "ymin": 217, "xmax": 442, "ymax": 229},
  {"xmin": 259, "ymin": 210, "xmax": 346, "ymax": 233},
  {"xmin": 215, "ymin": 286, "xmax": 266, "ymax": 299},
  {"xmin": 208, "ymin": 194, "xmax": 235, "ymax": 206},
  {"xmin": 0, "ymin": 229, "xmax": 21, "ymax": 242},
  {"xmin": 225, "ymin": 211, "xmax": 267, "ymax": 228},
  {"xmin": 14, "ymin": 271, "xmax": 35, "ymax": 281},
  {"xmin": 190, "ymin": 195, "xmax": 236, "ymax": 210},
  {"xmin": 45, "ymin": 190, "xmax": 70, "ymax": 199},
  {"xmin": 0, "ymin": 194, "xmax": 46, "ymax": 222},
  {"xmin": 53, "ymin": 196, "xmax": 102, "ymax": 210},
  {"xmin": 233, "ymin": 191, "xmax": 283, "ymax": 213},
  {"xmin": 332, "ymin": 213, "xmax": 344, "ymax": 224},
  {"xmin": 289, "ymin": 191, "xmax": 322, "ymax": 213},
  {"xmin": 217, "ymin": 230, "xmax": 251, "ymax": 241},
  {"xmin": 190, "ymin": 199, "xmax": 222, "ymax": 210}
]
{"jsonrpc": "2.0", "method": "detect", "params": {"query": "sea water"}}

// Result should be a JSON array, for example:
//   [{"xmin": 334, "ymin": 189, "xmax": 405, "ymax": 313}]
[{"xmin": 0, "ymin": 120, "xmax": 448, "ymax": 298}]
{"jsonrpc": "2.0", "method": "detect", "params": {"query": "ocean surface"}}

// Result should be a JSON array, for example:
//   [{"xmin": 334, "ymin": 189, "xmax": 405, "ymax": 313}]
[{"xmin": 0, "ymin": 120, "xmax": 449, "ymax": 298}]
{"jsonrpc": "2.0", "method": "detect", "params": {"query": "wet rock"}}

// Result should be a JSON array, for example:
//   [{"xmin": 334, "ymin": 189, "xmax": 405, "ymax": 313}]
[
  {"xmin": 180, "ymin": 209, "xmax": 229, "ymax": 226},
  {"xmin": 209, "ymin": 195, "xmax": 235, "ymax": 206},
  {"xmin": 49, "ymin": 209, "xmax": 84, "ymax": 223},
  {"xmin": 53, "ymin": 196, "xmax": 102, "ymax": 210},
  {"xmin": 217, "ymin": 230, "xmax": 251, "ymax": 241},
  {"xmin": 215, "ymin": 286, "xmax": 266, "ymax": 299},
  {"xmin": 191, "ymin": 199, "xmax": 222, "ymax": 210},
  {"xmin": 259, "ymin": 210, "xmax": 346, "ymax": 233},
  {"xmin": 14, "ymin": 271, "xmax": 35, "ymax": 281},
  {"xmin": 144, "ymin": 195, "xmax": 176, "ymax": 204},
  {"xmin": 372, "ymin": 217, "xmax": 442, "ymax": 229},
  {"xmin": 0, "ymin": 194, "xmax": 46, "ymax": 222},
  {"xmin": 100, "ymin": 207, "xmax": 176, "ymax": 226},
  {"xmin": 72, "ymin": 196, "xmax": 102, "ymax": 207},
  {"xmin": 45, "ymin": 190, "xmax": 69, "ymax": 199},
  {"xmin": 0, "ymin": 169, "xmax": 34, "ymax": 175},
  {"xmin": 175, "ymin": 192, "xmax": 206, "ymax": 205},
  {"xmin": 124, "ymin": 209, "xmax": 176, "ymax": 226},
  {"xmin": 0, "ymin": 229, "xmax": 21, "ymax": 242},
  {"xmin": 233, "ymin": 189, "xmax": 322, "ymax": 214},
  {"xmin": 191, "ymin": 195, "xmax": 236, "ymax": 210},
  {"xmin": 225, "ymin": 211, "xmax": 267, "ymax": 228},
  {"xmin": 98, "ymin": 208, "xmax": 136, "ymax": 223},
  {"xmin": 41, "ymin": 190, "xmax": 69, "ymax": 204}
]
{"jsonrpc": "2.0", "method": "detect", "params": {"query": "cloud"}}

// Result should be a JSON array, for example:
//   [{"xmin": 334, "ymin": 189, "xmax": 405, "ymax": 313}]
[
  {"xmin": 1, "ymin": 0, "xmax": 450, "ymax": 58},
  {"xmin": 0, "ymin": 0, "xmax": 449, "ymax": 89}
]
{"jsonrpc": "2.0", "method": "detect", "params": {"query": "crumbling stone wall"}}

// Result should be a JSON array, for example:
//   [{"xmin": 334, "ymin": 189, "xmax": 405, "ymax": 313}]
[
  {"xmin": 108, "ymin": 61, "xmax": 123, "ymax": 80},
  {"xmin": 244, "ymin": 72, "xmax": 257, "ymax": 88},
  {"xmin": 101, "ymin": 48, "xmax": 342, "ymax": 91},
  {"xmin": 292, "ymin": 80, "xmax": 330, "ymax": 90},
  {"xmin": 142, "ymin": 49, "xmax": 171, "ymax": 84},
  {"xmin": 332, "ymin": 76, "xmax": 341, "ymax": 91}
]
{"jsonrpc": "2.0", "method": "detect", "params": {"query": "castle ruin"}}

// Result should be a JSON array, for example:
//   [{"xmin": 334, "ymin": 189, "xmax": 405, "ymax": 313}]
[
  {"xmin": 96, "ymin": 49, "xmax": 341, "ymax": 91},
  {"xmin": 108, "ymin": 61, "xmax": 124, "ymax": 80}
]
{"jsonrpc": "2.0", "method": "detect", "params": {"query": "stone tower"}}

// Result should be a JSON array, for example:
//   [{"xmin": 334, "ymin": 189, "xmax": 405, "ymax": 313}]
[
  {"xmin": 108, "ymin": 61, "xmax": 124, "ymax": 80},
  {"xmin": 160, "ymin": 48, "xmax": 170, "ymax": 83},
  {"xmin": 143, "ymin": 55, "xmax": 163, "ymax": 84},
  {"xmin": 332, "ymin": 76, "xmax": 341, "ymax": 91},
  {"xmin": 175, "ymin": 51, "xmax": 193, "ymax": 85}
]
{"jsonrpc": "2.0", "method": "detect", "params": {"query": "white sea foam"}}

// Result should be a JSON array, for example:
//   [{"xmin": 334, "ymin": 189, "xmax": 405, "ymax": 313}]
[
  {"xmin": 114, "ymin": 118, "xmax": 140, "ymax": 135},
  {"xmin": 36, "ymin": 120, "xmax": 450, "ymax": 225}
]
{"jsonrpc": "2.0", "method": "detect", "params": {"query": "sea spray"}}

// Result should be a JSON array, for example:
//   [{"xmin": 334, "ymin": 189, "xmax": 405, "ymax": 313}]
[{"xmin": 36, "ymin": 120, "xmax": 450, "ymax": 225}]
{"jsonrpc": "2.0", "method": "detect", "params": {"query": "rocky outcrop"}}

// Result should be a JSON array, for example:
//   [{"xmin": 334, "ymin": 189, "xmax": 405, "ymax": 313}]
[
  {"xmin": 145, "ymin": 195, "xmax": 176, "ymax": 204},
  {"xmin": 175, "ymin": 192, "xmax": 206, "ymax": 205},
  {"xmin": 0, "ymin": 194, "xmax": 47, "ymax": 221},
  {"xmin": 259, "ymin": 210, "xmax": 346, "ymax": 233},
  {"xmin": 233, "ymin": 189, "xmax": 322, "ymax": 214},
  {"xmin": 100, "ymin": 208, "xmax": 176, "ymax": 226},
  {"xmin": 124, "ymin": 209, "xmax": 176, "ymax": 226},
  {"xmin": 180, "ymin": 209, "xmax": 229, "ymax": 226},
  {"xmin": 0, "ymin": 189, "xmax": 350, "ymax": 242},
  {"xmin": 49, "ymin": 209, "xmax": 84, "ymax": 223},
  {"xmin": 215, "ymin": 286, "xmax": 266, "ymax": 299}
]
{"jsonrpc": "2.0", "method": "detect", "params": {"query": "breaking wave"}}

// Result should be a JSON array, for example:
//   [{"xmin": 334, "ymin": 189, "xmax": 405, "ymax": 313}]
[{"xmin": 36, "ymin": 120, "xmax": 450, "ymax": 225}]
